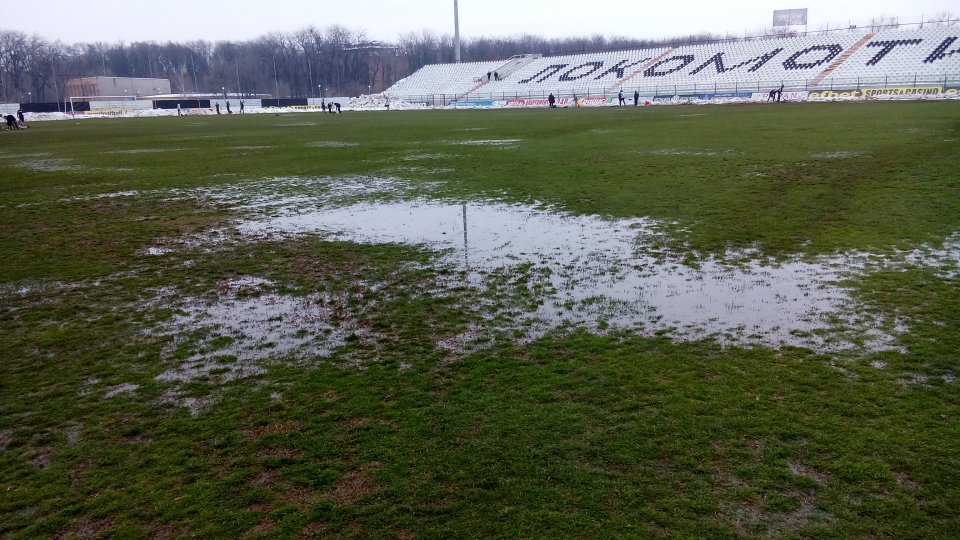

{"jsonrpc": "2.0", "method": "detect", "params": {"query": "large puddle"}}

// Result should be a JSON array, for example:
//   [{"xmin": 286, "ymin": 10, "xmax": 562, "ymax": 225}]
[
  {"xmin": 13, "ymin": 174, "xmax": 960, "ymax": 358},
  {"xmin": 231, "ymin": 190, "xmax": 957, "ymax": 353},
  {"xmin": 8, "ymin": 175, "xmax": 958, "ymax": 412}
]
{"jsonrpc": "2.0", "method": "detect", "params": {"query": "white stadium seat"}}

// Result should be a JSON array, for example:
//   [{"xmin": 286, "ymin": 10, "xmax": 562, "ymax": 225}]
[{"xmin": 386, "ymin": 27, "xmax": 960, "ymax": 100}]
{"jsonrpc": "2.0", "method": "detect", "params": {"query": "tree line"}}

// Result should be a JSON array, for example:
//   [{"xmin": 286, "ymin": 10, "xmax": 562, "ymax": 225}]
[{"xmin": 1, "ymin": 13, "xmax": 955, "ymax": 103}]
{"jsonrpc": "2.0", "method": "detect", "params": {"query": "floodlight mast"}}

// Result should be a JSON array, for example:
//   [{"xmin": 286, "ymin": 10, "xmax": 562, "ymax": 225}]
[{"xmin": 454, "ymin": 0, "xmax": 461, "ymax": 63}]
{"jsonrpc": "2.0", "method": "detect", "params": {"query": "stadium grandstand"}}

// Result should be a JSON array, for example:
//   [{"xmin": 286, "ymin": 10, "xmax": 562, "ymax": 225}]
[{"xmin": 384, "ymin": 26, "xmax": 960, "ymax": 105}]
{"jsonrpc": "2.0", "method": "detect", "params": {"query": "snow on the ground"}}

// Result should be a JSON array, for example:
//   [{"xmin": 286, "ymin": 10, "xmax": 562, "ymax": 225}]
[{"xmin": 15, "ymin": 91, "xmax": 959, "ymax": 123}]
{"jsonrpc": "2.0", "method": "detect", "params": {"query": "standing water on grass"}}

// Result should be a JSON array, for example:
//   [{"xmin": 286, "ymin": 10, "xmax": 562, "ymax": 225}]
[{"xmin": 237, "ymin": 196, "xmax": 915, "ymax": 353}]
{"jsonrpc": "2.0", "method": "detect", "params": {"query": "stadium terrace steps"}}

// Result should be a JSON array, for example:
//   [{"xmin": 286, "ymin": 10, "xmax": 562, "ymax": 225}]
[
  {"xmin": 385, "ymin": 60, "xmax": 506, "ymax": 99},
  {"xmin": 492, "ymin": 54, "xmax": 540, "ymax": 80},
  {"xmin": 609, "ymin": 49, "xmax": 677, "ymax": 92},
  {"xmin": 455, "ymin": 56, "xmax": 539, "ymax": 99},
  {"xmin": 810, "ymin": 32, "xmax": 877, "ymax": 86},
  {"xmin": 386, "ymin": 26, "xmax": 960, "ymax": 100}
]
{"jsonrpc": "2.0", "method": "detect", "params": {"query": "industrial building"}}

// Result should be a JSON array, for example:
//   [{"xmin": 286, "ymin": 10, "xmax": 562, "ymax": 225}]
[{"xmin": 64, "ymin": 76, "xmax": 171, "ymax": 98}]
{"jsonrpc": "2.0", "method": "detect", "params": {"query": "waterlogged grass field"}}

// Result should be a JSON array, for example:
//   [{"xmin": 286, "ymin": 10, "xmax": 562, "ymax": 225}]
[{"xmin": 1, "ymin": 102, "xmax": 959, "ymax": 538}]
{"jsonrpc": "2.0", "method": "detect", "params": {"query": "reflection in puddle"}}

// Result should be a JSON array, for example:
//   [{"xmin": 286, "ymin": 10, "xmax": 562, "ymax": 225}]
[
  {"xmin": 307, "ymin": 141, "xmax": 358, "ymax": 148},
  {"xmin": 16, "ymin": 158, "xmax": 81, "ymax": 172},
  {"xmin": 403, "ymin": 153, "xmax": 460, "ymax": 161},
  {"xmin": 235, "ymin": 198, "xmax": 952, "ymax": 352},
  {"xmin": 811, "ymin": 151, "xmax": 867, "ymax": 159},
  {"xmin": 104, "ymin": 148, "xmax": 185, "ymax": 154},
  {"xmin": 645, "ymin": 149, "xmax": 741, "ymax": 157},
  {"xmin": 454, "ymin": 139, "xmax": 522, "ymax": 146}
]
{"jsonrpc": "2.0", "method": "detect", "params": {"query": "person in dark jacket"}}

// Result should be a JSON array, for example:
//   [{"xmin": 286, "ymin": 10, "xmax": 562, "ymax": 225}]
[
  {"xmin": 633, "ymin": 90, "xmax": 639, "ymax": 106},
  {"xmin": 548, "ymin": 93, "xmax": 556, "ymax": 108},
  {"xmin": 5, "ymin": 114, "xmax": 20, "ymax": 130}
]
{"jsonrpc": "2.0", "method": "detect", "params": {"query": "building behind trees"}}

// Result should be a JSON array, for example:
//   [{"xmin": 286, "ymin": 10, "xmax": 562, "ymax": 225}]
[{"xmin": 64, "ymin": 77, "xmax": 171, "ymax": 98}]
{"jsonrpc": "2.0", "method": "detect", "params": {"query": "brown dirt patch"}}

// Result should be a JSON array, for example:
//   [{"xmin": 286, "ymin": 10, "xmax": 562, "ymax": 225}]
[
  {"xmin": 0, "ymin": 429, "xmax": 12, "ymax": 450},
  {"xmin": 277, "ymin": 485, "xmax": 320, "ymax": 506},
  {"xmin": 789, "ymin": 462, "xmax": 830, "ymax": 485},
  {"xmin": 150, "ymin": 523, "xmax": 193, "ymax": 539},
  {"xmin": 27, "ymin": 445, "xmax": 55, "ymax": 469},
  {"xmin": 251, "ymin": 470, "xmax": 278, "ymax": 486},
  {"xmin": 328, "ymin": 469, "xmax": 375, "ymax": 505},
  {"xmin": 241, "ymin": 518, "xmax": 276, "ymax": 538},
  {"xmin": 322, "ymin": 390, "xmax": 340, "ymax": 402},
  {"xmin": 343, "ymin": 417, "xmax": 370, "ymax": 428},
  {"xmin": 244, "ymin": 420, "xmax": 304, "ymax": 440},
  {"xmin": 258, "ymin": 447, "xmax": 304, "ymax": 459},
  {"xmin": 895, "ymin": 471, "xmax": 920, "ymax": 491},
  {"xmin": 730, "ymin": 491, "xmax": 834, "ymax": 536},
  {"xmin": 298, "ymin": 522, "xmax": 331, "ymax": 539},
  {"xmin": 54, "ymin": 517, "xmax": 115, "ymax": 539}
]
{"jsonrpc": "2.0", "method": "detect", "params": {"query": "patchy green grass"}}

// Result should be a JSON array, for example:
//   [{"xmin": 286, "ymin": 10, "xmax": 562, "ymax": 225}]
[{"xmin": 1, "ymin": 102, "xmax": 959, "ymax": 538}]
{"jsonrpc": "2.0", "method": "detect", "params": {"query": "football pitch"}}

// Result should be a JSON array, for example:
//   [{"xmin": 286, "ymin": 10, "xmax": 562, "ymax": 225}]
[{"xmin": 1, "ymin": 102, "xmax": 959, "ymax": 537}]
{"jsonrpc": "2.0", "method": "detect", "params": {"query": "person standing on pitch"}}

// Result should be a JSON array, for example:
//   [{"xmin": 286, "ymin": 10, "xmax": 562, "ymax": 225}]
[
  {"xmin": 16, "ymin": 108, "xmax": 28, "ymax": 127},
  {"xmin": 240, "ymin": 100, "xmax": 245, "ymax": 114},
  {"xmin": 548, "ymin": 93, "xmax": 556, "ymax": 108},
  {"xmin": 634, "ymin": 90, "xmax": 639, "ymax": 106},
  {"xmin": 215, "ymin": 103, "xmax": 221, "ymax": 114},
  {"xmin": 618, "ymin": 89, "xmax": 625, "ymax": 106}
]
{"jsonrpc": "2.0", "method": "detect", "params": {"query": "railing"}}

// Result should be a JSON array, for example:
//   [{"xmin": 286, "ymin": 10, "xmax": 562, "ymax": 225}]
[{"xmin": 395, "ymin": 73, "xmax": 960, "ymax": 105}]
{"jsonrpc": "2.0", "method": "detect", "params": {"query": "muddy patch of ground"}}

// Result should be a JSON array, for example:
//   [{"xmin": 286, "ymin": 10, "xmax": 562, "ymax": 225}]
[
  {"xmin": 0, "ymin": 429, "xmax": 12, "ymax": 450},
  {"xmin": 328, "ymin": 469, "xmax": 375, "ymax": 504}
]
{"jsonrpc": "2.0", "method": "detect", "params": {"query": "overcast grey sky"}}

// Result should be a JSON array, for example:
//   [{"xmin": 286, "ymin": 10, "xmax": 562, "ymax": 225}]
[{"xmin": 6, "ymin": 0, "xmax": 958, "ymax": 44}]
